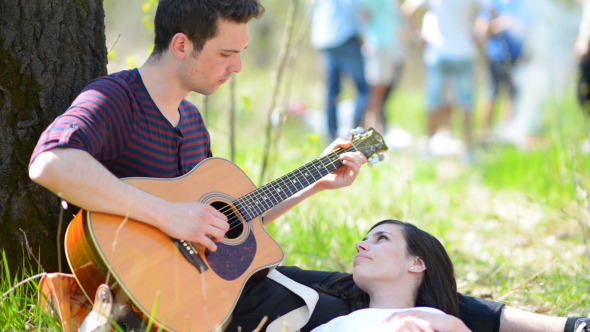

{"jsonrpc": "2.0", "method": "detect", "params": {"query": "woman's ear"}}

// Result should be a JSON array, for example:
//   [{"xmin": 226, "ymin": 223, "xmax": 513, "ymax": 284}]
[{"xmin": 409, "ymin": 257, "xmax": 426, "ymax": 273}]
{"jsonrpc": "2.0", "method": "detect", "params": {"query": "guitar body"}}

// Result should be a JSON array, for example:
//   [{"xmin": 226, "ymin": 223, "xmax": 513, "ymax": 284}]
[{"xmin": 65, "ymin": 158, "xmax": 285, "ymax": 331}]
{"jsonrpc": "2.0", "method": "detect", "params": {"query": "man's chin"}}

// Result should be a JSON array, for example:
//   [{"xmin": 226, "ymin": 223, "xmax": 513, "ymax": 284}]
[{"xmin": 197, "ymin": 86, "xmax": 219, "ymax": 96}]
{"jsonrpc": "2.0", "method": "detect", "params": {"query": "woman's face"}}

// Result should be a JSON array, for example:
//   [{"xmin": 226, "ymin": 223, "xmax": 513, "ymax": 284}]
[{"xmin": 352, "ymin": 223, "xmax": 414, "ymax": 287}]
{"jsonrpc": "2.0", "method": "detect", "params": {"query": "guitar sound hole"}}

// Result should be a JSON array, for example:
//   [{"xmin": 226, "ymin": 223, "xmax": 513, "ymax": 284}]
[{"xmin": 211, "ymin": 201, "xmax": 243, "ymax": 240}]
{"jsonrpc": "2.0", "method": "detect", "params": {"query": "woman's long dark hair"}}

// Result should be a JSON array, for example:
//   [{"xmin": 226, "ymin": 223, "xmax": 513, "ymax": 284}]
[{"xmin": 317, "ymin": 219, "xmax": 460, "ymax": 317}]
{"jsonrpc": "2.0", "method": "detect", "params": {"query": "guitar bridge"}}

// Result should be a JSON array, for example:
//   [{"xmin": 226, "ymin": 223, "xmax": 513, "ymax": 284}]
[{"xmin": 172, "ymin": 238, "xmax": 209, "ymax": 273}]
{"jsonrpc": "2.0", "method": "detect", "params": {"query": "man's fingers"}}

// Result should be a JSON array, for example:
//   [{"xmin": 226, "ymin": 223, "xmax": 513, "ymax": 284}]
[
  {"xmin": 208, "ymin": 224, "xmax": 228, "ymax": 242},
  {"xmin": 204, "ymin": 205, "xmax": 229, "ymax": 221},
  {"xmin": 201, "ymin": 204, "xmax": 229, "ymax": 233},
  {"xmin": 198, "ymin": 233, "xmax": 218, "ymax": 252},
  {"xmin": 341, "ymin": 151, "xmax": 367, "ymax": 165},
  {"xmin": 321, "ymin": 138, "xmax": 351, "ymax": 156}
]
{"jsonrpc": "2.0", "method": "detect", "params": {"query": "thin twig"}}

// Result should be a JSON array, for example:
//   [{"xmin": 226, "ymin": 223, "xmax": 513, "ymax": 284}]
[
  {"xmin": 258, "ymin": 0, "xmax": 299, "ymax": 186},
  {"xmin": 229, "ymin": 74, "xmax": 236, "ymax": 162},
  {"xmin": 252, "ymin": 316, "xmax": 268, "ymax": 332},
  {"xmin": 1, "ymin": 272, "xmax": 47, "ymax": 300},
  {"xmin": 108, "ymin": 33, "xmax": 121, "ymax": 53},
  {"xmin": 18, "ymin": 228, "xmax": 43, "ymax": 271},
  {"xmin": 57, "ymin": 200, "xmax": 66, "ymax": 273},
  {"xmin": 496, "ymin": 259, "xmax": 557, "ymax": 302},
  {"xmin": 266, "ymin": 1, "xmax": 314, "ymax": 182}
]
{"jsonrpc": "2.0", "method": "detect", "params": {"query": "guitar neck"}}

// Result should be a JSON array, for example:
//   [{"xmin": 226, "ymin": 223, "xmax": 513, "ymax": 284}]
[{"xmin": 235, "ymin": 146, "xmax": 356, "ymax": 221}]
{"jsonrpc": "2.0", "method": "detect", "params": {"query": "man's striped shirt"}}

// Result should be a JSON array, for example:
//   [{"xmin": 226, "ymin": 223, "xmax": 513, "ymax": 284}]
[{"xmin": 30, "ymin": 68, "xmax": 212, "ymax": 179}]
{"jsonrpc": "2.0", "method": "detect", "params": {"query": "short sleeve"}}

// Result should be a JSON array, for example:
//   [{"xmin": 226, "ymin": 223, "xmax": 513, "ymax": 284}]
[{"xmin": 30, "ymin": 77, "xmax": 135, "ymax": 166}]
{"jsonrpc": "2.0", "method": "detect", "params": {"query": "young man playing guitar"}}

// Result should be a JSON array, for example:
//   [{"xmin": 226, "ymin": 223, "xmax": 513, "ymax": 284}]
[{"xmin": 29, "ymin": 0, "xmax": 587, "ymax": 331}]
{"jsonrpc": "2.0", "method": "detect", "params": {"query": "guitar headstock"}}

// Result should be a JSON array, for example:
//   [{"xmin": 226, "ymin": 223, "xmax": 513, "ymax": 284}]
[{"xmin": 347, "ymin": 127, "xmax": 389, "ymax": 166}]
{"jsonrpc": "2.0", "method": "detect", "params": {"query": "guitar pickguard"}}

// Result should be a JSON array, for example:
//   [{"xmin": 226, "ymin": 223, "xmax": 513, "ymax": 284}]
[{"xmin": 206, "ymin": 230, "xmax": 256, "ymax": 281}]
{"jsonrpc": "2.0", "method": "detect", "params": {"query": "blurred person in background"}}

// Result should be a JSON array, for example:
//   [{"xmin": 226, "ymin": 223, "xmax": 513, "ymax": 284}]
[
  {"xmin": 576, "ymin": 0, "xmax": 590, "ymax": 117},
  {"xmin": 577, "ymin": 0, "xmax": 590, "ymax": 153},
  {"xmin": 485, "ymin": 0, "xmax": 578, "ymax": 149},
  {"xmin": 358, "ymin": 0, "xmax": 408, "ymax": 135},
  {"xmin": 311, "ymin": 0, "xmax": 370, "ymax": 140},
  {"xmin": 476, "ymin": 0, "xmax": 530, "ymax": 144},
  {"xmin": 402, "ymin": 0, "xmax": 490, "ymax": 163}
]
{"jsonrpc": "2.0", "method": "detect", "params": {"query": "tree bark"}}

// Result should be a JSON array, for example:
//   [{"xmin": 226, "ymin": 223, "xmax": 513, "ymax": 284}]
[{"xmin": 0, "ymin": 0, "xmax": 107, "ymax": 274}]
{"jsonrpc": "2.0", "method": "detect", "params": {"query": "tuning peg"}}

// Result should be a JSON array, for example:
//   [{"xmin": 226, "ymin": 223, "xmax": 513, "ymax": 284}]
[
  {"xmin": 346, "ymin": 127, "xmax": 365, "ymax": 139},
  {"xmin": 367, "ymin": 153, "xmax": 385, "ymax": 167},
  {"xmin": 368, "ymin": 155, "xmax": 379, "ymax": 166}
]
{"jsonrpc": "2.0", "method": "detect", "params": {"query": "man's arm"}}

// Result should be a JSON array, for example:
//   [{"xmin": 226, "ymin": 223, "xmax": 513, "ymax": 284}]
[
  {"xmin": 262, "ymin": 139, "xmax": 367, "ymax": 225},
  {"xmin": 29, "ymin": 148, "xmax": 229, "ymax": 251},
  {"xmin": 499, "ymin": 306, "xmax": 567, "ymax": 332}
]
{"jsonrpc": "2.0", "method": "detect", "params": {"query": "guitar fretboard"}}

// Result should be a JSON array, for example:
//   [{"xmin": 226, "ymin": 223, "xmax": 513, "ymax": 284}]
[{"xmin": 234, "ymin": 146, "xmax": 356, "ymax": 221}]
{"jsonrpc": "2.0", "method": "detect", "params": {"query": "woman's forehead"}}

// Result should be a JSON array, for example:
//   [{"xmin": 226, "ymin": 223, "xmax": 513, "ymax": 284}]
[{"xmin": 365, "ymin": 223, "xmax": 404, "ymax": 239}]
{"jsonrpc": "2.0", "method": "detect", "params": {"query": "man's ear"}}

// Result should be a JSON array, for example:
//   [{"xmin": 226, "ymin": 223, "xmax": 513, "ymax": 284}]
[
  {"xmin": 409, "ymin": 257, "xmax": 426, "ymax": 273},
  {"xmin": 170, "ymin": 33, "xmax": 191, "ymax": 60}
]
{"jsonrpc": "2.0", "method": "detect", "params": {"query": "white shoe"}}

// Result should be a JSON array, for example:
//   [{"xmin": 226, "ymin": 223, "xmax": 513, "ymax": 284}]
[{"xmin": 428, "ymin": 131, "xmax": 465, "ymax": 156}]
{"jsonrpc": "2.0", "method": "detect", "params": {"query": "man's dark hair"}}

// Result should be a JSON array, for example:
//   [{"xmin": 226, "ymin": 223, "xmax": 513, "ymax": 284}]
[{"xmin": 151, "ymin": 0, "xmax": 264, "ymax": 56}]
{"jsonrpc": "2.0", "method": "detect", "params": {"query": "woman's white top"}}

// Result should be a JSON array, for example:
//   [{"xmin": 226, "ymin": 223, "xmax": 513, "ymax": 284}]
[{"xmin": 310, "ymin": 307, "xmax": 446, "ymax": 332}]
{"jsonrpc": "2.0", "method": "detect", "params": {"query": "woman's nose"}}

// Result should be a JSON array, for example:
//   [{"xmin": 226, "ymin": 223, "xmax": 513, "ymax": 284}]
[{"xmin": 356, "ymin": 241, "xmax": 368, "ymax": 252}]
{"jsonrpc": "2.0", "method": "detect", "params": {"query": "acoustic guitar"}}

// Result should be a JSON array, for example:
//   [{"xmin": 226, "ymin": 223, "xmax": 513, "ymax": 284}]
[{"xmin": 65, "ymin": 127, "xmax": 388, "ymax": 331}]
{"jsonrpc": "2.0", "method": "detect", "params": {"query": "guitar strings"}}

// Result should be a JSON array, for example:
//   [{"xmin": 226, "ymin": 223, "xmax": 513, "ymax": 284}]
[
  {"xmin": 211, "ymin": 145, "xmax": 359, "ymax": 236},
  {"xmin": 208, "ymin": 126, "xmax": 379, "ymax": 235},
  {"xmin": 215, "ymin": 153, "xmax": 341, "ymax": 233},
  {"xmin": 215, "ymin": 137, "xmax": 376, "ymax": 234},
  {"xmin": 215, "ymin": 133, "xmax": 380, "ymax": 235},
  {"xmin": 182, "ymin": 131, "xmax": 383, "ymax": 252}
]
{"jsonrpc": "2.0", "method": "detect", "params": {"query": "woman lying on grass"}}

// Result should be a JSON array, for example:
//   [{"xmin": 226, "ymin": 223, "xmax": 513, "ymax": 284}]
[
  {"xmin": 312, "ymin": 219, "xmax": 485, "ymax": 331},
  {"xmin": 308, "ymin": 219, "xmax": 589, "ymax": 332}
]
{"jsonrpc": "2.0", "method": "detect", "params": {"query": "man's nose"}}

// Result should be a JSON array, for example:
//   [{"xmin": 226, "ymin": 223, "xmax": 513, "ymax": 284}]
[{"xmin": 230, "ymin": 55, "xmax": 242, "ymax": 73}]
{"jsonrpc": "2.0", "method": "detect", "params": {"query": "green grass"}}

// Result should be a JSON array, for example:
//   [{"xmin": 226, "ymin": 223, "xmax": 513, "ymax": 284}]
[
  {"xmin": 0, "ymin": 252, "xmax": 61, "ymax": 331},
  {"xmin": 4, "ymin": 99, "xmax": 590, "ymax": 330},
  {"xmin": 207, "ymin": 83, "xmax": 590, "ymax": 318},
  {"xmin": 3, "ymin": 72, "xmax": 590, "ymax": 330}
]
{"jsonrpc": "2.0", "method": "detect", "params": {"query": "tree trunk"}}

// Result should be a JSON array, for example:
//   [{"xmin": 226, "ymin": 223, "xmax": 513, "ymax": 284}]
[{"xmin": 0, "ymin": 0, "xmax": 107, "ymax": 274}]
